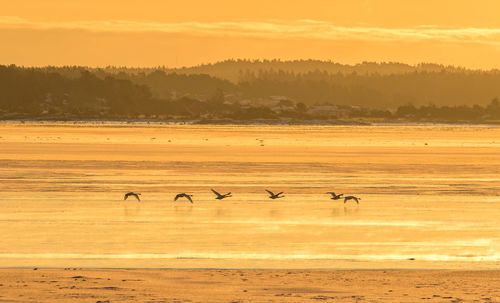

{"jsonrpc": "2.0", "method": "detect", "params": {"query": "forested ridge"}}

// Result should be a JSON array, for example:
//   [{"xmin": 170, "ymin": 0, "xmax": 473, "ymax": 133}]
[{"xmin": 1, "ymin": 61, "xmax": 500, "ymax": 123}]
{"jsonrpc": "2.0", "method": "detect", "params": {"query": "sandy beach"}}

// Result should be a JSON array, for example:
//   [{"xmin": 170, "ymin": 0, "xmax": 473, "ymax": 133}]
[{"xmin": 0, "ymin": 269, "xmax": 499, "ymax": 302}]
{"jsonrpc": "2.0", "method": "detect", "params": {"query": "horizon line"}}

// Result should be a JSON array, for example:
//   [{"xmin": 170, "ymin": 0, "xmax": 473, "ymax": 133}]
[{"xmin": 1, "ymin": 58, "xmax": 499, "ymax": 72}]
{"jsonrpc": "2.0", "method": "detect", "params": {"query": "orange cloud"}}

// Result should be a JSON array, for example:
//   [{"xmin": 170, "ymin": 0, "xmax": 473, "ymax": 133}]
[{"xmin": 1, "ymin": 16, "xmax": 500, "ymax": 45}]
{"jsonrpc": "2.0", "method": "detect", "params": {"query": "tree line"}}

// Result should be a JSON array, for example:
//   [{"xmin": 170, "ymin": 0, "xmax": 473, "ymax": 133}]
[{"xmin": 0, "ymin": 63, "xmax": 499, "ymax": 123}]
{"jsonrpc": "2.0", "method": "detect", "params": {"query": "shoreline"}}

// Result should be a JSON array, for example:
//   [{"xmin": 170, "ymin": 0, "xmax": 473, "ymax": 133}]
[
  {"xmin": 1, "ymin": 256, "xmax": 498, "ymax": 271},
  {"xmin": 2, "ymin": 267, "xmax": 500, "ymax": 271},
  {"xmin": 1, "ymin": 119, "xmax": 500, "ymax": 127}
]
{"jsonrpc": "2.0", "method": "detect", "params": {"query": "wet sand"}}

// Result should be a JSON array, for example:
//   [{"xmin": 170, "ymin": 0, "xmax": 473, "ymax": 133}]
[{"xmin": 0, "ymin": 269, "xmax": 499, "ymax": 302}]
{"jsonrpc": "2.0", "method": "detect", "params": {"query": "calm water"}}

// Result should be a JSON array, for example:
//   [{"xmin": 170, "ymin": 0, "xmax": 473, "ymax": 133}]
[{"xmin": 0, "ymin": 123, "xmax": 499, "ymax": 269}]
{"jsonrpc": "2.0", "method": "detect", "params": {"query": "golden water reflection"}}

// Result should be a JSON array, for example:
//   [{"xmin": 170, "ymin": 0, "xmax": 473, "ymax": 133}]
[{"xmin": 0, "ymin": 123, "xmax": 499, "ymax": 269}]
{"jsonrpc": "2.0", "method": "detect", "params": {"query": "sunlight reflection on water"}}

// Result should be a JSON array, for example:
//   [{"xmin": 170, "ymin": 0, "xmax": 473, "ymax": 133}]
[{"xmin": 0, "ymin": 123, "xmax": 499, "ymax": 269}]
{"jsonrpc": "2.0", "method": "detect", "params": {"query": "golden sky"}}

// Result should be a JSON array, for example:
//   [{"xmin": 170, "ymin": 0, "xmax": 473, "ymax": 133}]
[{"xmin": 2, "ymin": 0, "xmax": 500, "ymax": 68}]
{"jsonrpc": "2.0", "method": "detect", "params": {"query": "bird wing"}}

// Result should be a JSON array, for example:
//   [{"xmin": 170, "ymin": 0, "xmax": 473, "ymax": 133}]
[
  {"xmin": 124, "ymin": 194, "xmax": 129, "ymax": 200},
  {"xmin": 174, "ymin": 194, "xmax": 181, "ymax": 201},
  {"xmin": 211, "ymin": 189, "xmax": 222, "ymax": 197},
  {"xmin": 326, "ymin": 192, "xmax": 335, "ymax": 196},
  {"xmin": 276, "ymin": 192, "xmax": 284, "ymax": 196},
  {"xmin": 134, "ymin": 194, "xmax": 140, "ymax": 201},
  {"xmin": 186, "ymin": 195, "xmax": 193, "ymax": 203},
  {"xmin": 265, "ymin": 189, "xmax": 274, "ymax": 196}
]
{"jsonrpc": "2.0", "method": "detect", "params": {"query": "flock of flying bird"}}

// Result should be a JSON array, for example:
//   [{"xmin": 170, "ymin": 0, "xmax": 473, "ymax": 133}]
[{"xmin": 124, "ymin": 190, "xmax": 361, "ymax": 204}]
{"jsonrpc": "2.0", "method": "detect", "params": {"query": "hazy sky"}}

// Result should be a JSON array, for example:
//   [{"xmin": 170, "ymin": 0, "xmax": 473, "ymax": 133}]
[{"xmin": 2, "ymin": 0, "xmax": 500, "ymax": 68}]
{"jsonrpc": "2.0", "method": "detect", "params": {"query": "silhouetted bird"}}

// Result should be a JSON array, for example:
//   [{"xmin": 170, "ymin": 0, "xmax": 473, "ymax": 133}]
[
  {"xmin": 344, "ymin": 196, "xmax": 361, "ymax": 204},
  {"xmin": 124, "ymin": 192, "xmax": 141, "ymax": 201},
  {"xmin": 174, "ymin": 193, "xmax": 193, "ymax": 203},
  {"xmin": 326, "ymin": 192, "xmax": 343, "ymax": 200},
  {"xmin": 211, "ymin": 189, "xmax": 232, "ymax": 200},
  {"xmin": 266, "ymin": 189, "xmax": 285, "ymax": 199}
]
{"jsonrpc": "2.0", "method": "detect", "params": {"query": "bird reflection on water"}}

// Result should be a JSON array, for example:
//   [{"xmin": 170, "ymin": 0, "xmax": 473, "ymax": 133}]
[
  {"xmin": 123, "ymin": 203, "xmax": 142, "ymax": 217},
  {"xmin": 331, "ymin": 206, "xmax": 360, "ymax": 217}
]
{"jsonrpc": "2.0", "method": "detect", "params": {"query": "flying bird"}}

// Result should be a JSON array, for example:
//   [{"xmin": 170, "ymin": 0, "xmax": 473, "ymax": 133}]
[
  {"xmin": 344, "ymin": 195, "xmax": 361, "ymax": 204},
  {"xmin": 124, "ymin": 192, "xmax": 141, "ymax": 201},
  {"xmin": 174, "ymin": 193, "xmax": 193, "ymax": 203},
  {"xmin": 266, "ymin": 189, "xmax": 285, "ymax": 199},
  {"xmin": 211, "ymin": 189, "xmax": 232, "ymax": 200},
  {"xmin": 326, "ymin": 192, "xmax": 343, "ymax": 200}
]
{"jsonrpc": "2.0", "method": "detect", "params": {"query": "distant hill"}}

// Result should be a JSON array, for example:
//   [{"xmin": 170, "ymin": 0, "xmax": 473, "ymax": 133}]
[
  {"xmin": 95, "ymin": 60, "xmax": 500, "ymax": 108},
  {"xmin": 97, "ymin": 59, "xmax": 475, "ymax": 83},
  {"xmin": 1, "ymin": 63, "xmax": 500, "ymax": 123},
  {"xmin": 3, "ymin": 60, "xmax": 500, "ymax": 113},
  {"xmin": 167, "ymin": 59, "xmax": 473, "ymax": 83}
]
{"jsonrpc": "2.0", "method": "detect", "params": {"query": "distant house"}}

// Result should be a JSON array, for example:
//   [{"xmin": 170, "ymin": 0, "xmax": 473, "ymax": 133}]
[
  {"xmin": 307, "ymin": 105, "xmax": 348, "ymax": 117},
  {"xmin": 239, "ymin": 96, "xmax": 295, "ymax": 112},
  {"xmin": 237, "ymin": 99, "xmax": 253, "ymax": 108},
  {"xmin": 252, "ymin": 97, "xmax": 279, "ymax": 107},
  {"xmin": 269, "ymin": 95, "xmax": 292, "ymax": 103}
]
